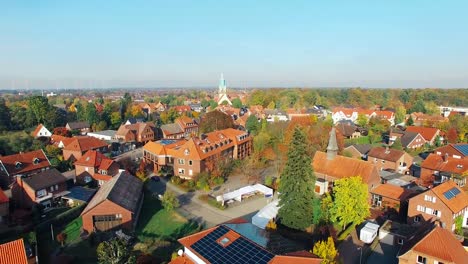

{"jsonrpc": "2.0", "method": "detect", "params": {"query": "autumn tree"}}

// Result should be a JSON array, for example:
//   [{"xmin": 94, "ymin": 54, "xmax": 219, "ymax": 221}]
[
  {"xmin": 110, "ymin": 112, "xmax": 122, "ymax": 129},
  {"xmin": 278, "ymin": 127, "xmax": 316, "ymax": 230},
  {"xmin": 199, "ymin": 110, "xmax": 234, "ymax": 133},
  {"xmin": 330, "ymin": 176, "xmax": 370, "ymax": 230},
  {"xmin": 395, "ymin": 105, "xmax": 406, "ymax": 124},
  {"xmin": 161, "ymin": 191, "xmax": 180, "ymax": 211},
  {"xmin": 312, "ymin": 237, "xmax": 337, "ymax": 264},
  {"xmin": 447, "ymin": 128, "xmax": 458, "ymax": 143},
  {"xmin": 356, "ymin": 114, "xmax": 368, "ymax": 127},
  {"xmin": 97, "ymin": 238, "xmax": 135, "ymax": 264}
]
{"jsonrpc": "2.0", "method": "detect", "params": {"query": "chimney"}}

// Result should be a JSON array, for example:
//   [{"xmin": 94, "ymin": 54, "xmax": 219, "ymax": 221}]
[
  {"xmin": 443, "ymin": 153, "xmax": 449, "ymax": 163},
  {"xmin": 326, "ymin": 128, "xmax": 339, "ymax": 160},
  {"xmin": 385, "ymin": 146, "xmax": 390, "ymax": 154}
]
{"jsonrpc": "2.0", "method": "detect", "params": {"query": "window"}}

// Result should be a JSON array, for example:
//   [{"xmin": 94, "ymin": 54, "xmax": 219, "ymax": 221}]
[
  {"xmin": 178, "ymin": 168, "xmax": 185, "ymax": 175},
  {"xmin": 178, "ymin": 159, "xmax": 185, "ymax": 165},
  {"xmin": 189, "ymin": 160, "xmax": 193, "ymax": 166},
  {"xmin": 414, "ymin": 216, "xmax": 421, "ymax": 223},
  {"xmin": 37, "ymin": 189, "xmax": 47, "ymax": 197},
  {"xmin": 416, "ymin": 255, "xmax": 426, "ymax": 264},
  {"xmin": 85, "ymin": 176, "xmax": 92, "ymax": 183},
  {"xmin": 397, "ymin": 238, "xmax": 404, "ymax": 245}
]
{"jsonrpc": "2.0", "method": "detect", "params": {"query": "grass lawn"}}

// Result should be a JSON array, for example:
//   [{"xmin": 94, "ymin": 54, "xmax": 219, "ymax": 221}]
[
  {"xmin": 62, "ymin": 217, "xmax": 82, "ymax": 244},
  {"xmin": 345, "ymin": 136, "xmax": 371, "ymax": 145}
]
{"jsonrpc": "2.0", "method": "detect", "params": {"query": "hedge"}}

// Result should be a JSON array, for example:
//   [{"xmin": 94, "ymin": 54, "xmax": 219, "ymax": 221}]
[{"xmin": 36, "ymin": 204, "xmax": 86, "ymax": 232}]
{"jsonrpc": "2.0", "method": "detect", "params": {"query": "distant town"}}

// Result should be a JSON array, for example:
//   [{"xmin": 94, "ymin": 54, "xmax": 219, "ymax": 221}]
[{"xmin": 0, "ymin": 74, "xmax": 467, "ymax": 264}]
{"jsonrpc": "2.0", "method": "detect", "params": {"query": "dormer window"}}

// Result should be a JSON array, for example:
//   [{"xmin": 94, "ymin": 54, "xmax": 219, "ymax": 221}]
[
  {"xmin": 15, "ymin": 162, "xmax": 22, "ymax": 169},
  {"xmin": 184, "ymin": 149, "xmax": 190, "ymax": 155},
  {"xmin": 33, "ymin": 158, "xmax": 40, "ymax": 165},
  {"xmin": 457, "ymin": 164, "xmax": 463, "ymax": 169}
]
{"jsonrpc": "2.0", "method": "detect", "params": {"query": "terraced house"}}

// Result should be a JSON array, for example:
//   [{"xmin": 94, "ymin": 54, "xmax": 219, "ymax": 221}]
[{"xmin": 143, "ymin": 128, "xmax": 252, "ymax": 179}]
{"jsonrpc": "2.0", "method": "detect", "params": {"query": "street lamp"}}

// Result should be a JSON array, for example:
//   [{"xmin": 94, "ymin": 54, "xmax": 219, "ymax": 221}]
[{"xmin": 357, "ymin": 247, "xmax": 362, "ymax": 264}]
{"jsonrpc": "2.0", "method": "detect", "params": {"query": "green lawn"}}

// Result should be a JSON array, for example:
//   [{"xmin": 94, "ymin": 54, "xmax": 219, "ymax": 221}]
[{"xmin": 62, "ymin": 217, "xmax": 82, "ymax": 243}]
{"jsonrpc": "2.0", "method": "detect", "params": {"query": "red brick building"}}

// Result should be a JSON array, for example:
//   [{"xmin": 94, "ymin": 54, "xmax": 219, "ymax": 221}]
[
  {"xmin": 62, "ymin": 136, "xmax": 108, "ymax": 161},
  {"xmin": 420, "ymin": 153, "xmax": 468, "ymax": 187},
  {"xmin": 367, "ymin": 147, "xmax": 413, "ymax": 174},
  {"xmin": 81, "ymin": 171, "xmax": 143, "ymax": 233},
  {"xmin": 405, "ymin": 126, "xmax": 441, "ymax": 145},
  {"xmin": 0, "ymin": 149, "xmax": 51, "ymax": 188},
  {"xmin": 370, "ymin": 183, "xmax": 415, "ymax": 213},
  {"xmin": 12, "ymin": 168, "xmax": 68, "ymax": 209},
  {"xmin": 161, "ymin": 117, "xmax": 199, "ymax": 139},
  {"xmin": 434, "ymin": 143, "xmax": 468, "ymax": 159},
  {"xmin": 407, "ymin": 181, "xmax": 468, "ymax": 231},
  {"xmin": 115, "ymin": 122, "xmax": 155, "ymax": 144},
  {"xmin": 74, "ymin": 150, "xmax": 120, "ymax": 186}
]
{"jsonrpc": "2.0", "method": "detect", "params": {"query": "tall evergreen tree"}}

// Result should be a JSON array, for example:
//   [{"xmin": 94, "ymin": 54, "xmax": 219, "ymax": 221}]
[
  {"xmin": 0, "ymin": 98, "xmax": 11, "ymax": 131},
  {"xmin": 278, "ymin": 126, "xmax": 316, "ymax": 230}
]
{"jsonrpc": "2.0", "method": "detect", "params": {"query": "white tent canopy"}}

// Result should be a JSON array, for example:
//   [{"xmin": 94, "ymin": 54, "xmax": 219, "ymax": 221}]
[
  {"xmin": 216, "ymin": 184, "xmax": 273, "ymax": 204},
  {"xmin": 252, "ymin": 199, "xmax": 279, "ymax": 229}
]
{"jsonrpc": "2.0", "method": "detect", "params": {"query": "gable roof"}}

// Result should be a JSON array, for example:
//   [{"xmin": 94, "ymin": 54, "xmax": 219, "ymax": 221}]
[
  {"xmin": 335, "ymin": 123, "xmax": 358, "ymax": 137},
  {"xmin": 74, "ymin": 150, "xmax": 115, "ymax": 170},
  {"xmin": 161, "ymin": 123, "xmax": 183, "ymax": 136},
  {"xmin": 400, "ymin": 131, "xmax": 423, "ymax": 147},
  {"xmin": 116, "ymin": 122, "xmax": 155, "ymax": 138},
  {"xmin": 0, "ymin": 149, "xmax": 50, "ymax": 176},
  {"xmin": 66, "ymin": 121, "xmax": 90, "ymax": 130},
  {"xmin": 405, "ymin": 126, "xmax": 439, "ymax": 142},
  {"xmin": 312, "ymin": 151, "xmax": 378, "ymax": 184},
  {"xmin": 0, "ymin": 239, "xmax": 28, "ymax": 264},
  {"xmin": 21, "ymin": 168, "xmax": 67, "ymax": 191},
  {"xmin": 31, "ymin": 124, "xmax": 50, "ymax": 137},
  {"xmin": 51, "ymin": 135, "xmax": 74, "ymax": 148},
  {"xmin": 345, "ymin": 144, "xmax": 372, "ymax": 155},
  {"xmin": 421, "ymin": 153, "xmax": 468, "ymax": 175},
  {"xmin": 427, "ymin": 180, "xmax": 468, "ymax": 213},
  {"xmin": 81, "ymin": 171, "xmax": 143, "ymax": 215},
  {"xmin": 370, "ymin": 183, "xmax": 415, "ymax": 201},
  {"xmin": 63, "ymin": 136, "xmax": 108, "ymax": 152},
  {"xmin": 399, "ymin": 226, "xmax": 467, "ymax": 263},
  {"xmin": 368, "ymin": 147, "xmax": 406, "ymax": 162}
]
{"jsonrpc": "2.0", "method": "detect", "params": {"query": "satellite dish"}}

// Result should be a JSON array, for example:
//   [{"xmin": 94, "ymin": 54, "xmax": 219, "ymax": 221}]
[{"xmin": 178, "ymin": 249, "xmax": 184, "ymax": 256}]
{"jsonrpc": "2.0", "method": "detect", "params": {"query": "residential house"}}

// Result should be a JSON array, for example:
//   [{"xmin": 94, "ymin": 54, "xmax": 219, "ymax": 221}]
[
  {"xmin": 420, "ymin": 153, "xmax": 468, "ymax": 187},
  {"xmin": 410, "ymin": 112, "xmax": 448, "ymax": 127},
  {"xmin": 171, "ymin": 221, "xmax": 322, "ymax": 264},
  {"xmin": 173, "ymin": 105, "xmax": 192, "ymax": 115},
  {"xmin": 434, "ymin": 143, "xmax": 468, "ymax": 159},
  {"xmin": 74, "ymin": 150, "xmax": 120, "ymax": 186},
  {"xmin": 343, "ymin": 144, "xmax": 372, "ymax": 160},
  {"xmin": 370, "ymin": 183, "xmax": 415, "ymax": 213},
  {"xmin": 312, "ymin": 128, "xmax": 380, "ymax": 195},
  {"xmin": 0, "ymin": 189, "xmax": 8, "ymax": 223},
  {"xmin": 81, "ymin": 171, "xmax": 144, "ymax": 233},
  {"xmin": 189, "ymin": 103, "xmax": 204, "ymax": 112},
  {"xmin": 389, "ymin": 130, "xmax": 426, "ymax": 149},
  {"xmin": 398, "ymin": 225, "xmax": 468, "ymax": 264},
  {"xmin": 31, "ymin": 124, "xmax": 52, "ymax": 138},
  {"xmin": 138, "ymin": 102, "xmax": 166, "ymax": 116},
  {"xmin": 66, "ymin": 121, "xmax": 91, "ymax": 135},
  {"xmin": 124, "ymin": 117, "xmax": 145, "ymax": 125},
  {"xmin": 405, "ymin": 126, "xmax": 441, "ymax": 146},
  {"xmin": 407, "ymin": 181, "xmax": 468, "ymax": 231},
  {"xmin": 62, "ymin": 136, "xmax": 108, "ymax": 161},
  {"xmin": 367, "ymin": 147, "xmax": 413, "ymax": 174},
  {"xmin": 87, "ymin": 130, "xmax": 116, "ymax": 141},
  {"xmin": 0, "ymin": 238, "xmax": 30, "ymax": 264},
  {"xmin": 12, "ymin": 168, "xmax": 68, "ymax": 209},
  {"xmin": 115, "ymin": 122, "xmax": 155, "ymax": 144},
  {"xmin": 161, "ymin": 117, "xmax": 199, "ymax": 139},
  {"xmin": 0, "ymin": 150, "xmax": 51, "ymax": 188},
  {"xmin": 264, "ymin": 109, "xmax": 289, "ymax": 122},
  {"xmin": 143, "ymin": 128, "xmax": 252, "ymax": 179},
  {"xmin": 332, "ymin": 107, "xmax": 395, "ymax": 125},
  {"xmin": 50, "ymin": 135, "xmax": 73, "ymax": 148},
  {"xmin": 439, "ymin": 105, "xmax": 468, "ymax": 117},
  {"xmin": 286, "ymin": 108, "xmax": 310, "ymax": 120},
  {"xmin": 335, "ymin": 123, "xmax": 363, "ymax": 139}
]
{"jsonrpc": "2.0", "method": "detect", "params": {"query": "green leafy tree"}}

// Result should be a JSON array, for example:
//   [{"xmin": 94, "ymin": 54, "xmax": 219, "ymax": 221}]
[
  {"xmin": 208, "ymin": 99, "xmax": 218, "ymax": 109},
  {"xmin": 312, "ymin": 198, "xmax": 322, "ymax": 225},
  {"xmin": 201, "ymin": 99, "xmax": 210, "ymax": 108},
  {"xmin": 199, "ymin": 110, "xmax": 234, "ymax": 133},
  {"xmin": 312, "ymin": 237, "xmax": 337, "ymax": 264},
  {"xmin": 410, "ymin": 99, "xmax": 426, "ymax": 113},
  {"xmin": 406, "ymin": 115, "xmax": 414, "ymax": 126},
  {"xmin": 28, "ymin": 96, "xmax": 50, "ymax": 125},
  {"xmin": 0, "ymin": 98, "xmax": 11, "ymax": 131},
  {"xmin": 395, "ymin": 105, "xmax": 406, "ymax": 124},
  {"xmin": 320, "ymin": 193, "xmax": 333, "ymax": 224},
  {"xmin": 278, "ymin": 127, "xmax": 316, "ymax": 230},
  {"xmin": 267, "ymin": 101, "xmax": 276, "ymax": 109},
  {"xmin": 330, "ymin": 176, "xmax": 370, "ymax": 230},
  {"xmin": 161, "ymin": 191, "xmax": 180, "ymax": 211},
  {"xmin": 245, "ymin": 115, "xmax": 260, "ymax": 134},
  {"xmin": 85, "ymin": 102, "xmax": 99, "ymax": 126},
  {"xmin": 96, "ymin": 238, "xmax": 135, "ymax": 264},
  {"xmin": 392, "ymin": 138, "xmax": 403, "ymax": 150},
  {"xmin": 231, "ymin": 98, "xmax": 243, "ymax": 108},
  {"xmin": 110, "ymin": 112, "xmax": 122, "ymax": 129},
  {"xmin": 356, "ymin": 114, "xmax": 368, "ymax": 127}
]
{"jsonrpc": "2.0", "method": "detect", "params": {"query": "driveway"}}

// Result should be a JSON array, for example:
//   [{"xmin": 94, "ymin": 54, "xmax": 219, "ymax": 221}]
[
  {"xmin": 147, "ymin": 178, "xmax": 269, "ymax": 227},
  {"xmin": 113, "ymin": 148, "xmax": 143, "ymax": 162},
  {"xmin": 366, "ymin": 242, "xmax": 399, "ymax": 264},
  {"xmin": 337, "ymin": 230, "xmax": 366, "ymax": 264}
]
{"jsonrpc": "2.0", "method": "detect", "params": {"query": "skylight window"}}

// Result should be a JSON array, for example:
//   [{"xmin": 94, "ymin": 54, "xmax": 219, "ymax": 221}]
[{"xmin": 219, "ymin": 237, "xmax": 230, "ymax": 246}]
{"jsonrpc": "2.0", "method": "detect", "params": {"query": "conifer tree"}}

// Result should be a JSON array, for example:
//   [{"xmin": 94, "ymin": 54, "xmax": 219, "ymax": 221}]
[{"xmin": 278, "ymin": 126, "xmax": 316, "ymax": 230}]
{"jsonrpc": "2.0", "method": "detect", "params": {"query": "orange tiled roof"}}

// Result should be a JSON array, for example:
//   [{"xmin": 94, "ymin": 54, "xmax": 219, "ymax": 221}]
[
  {"xmin": 312, "ymin": 151, "xmax": 378, "ymax": 184},
  {"xmin": 0, "ymin": 149, "xmax": 50, "ymax": 176},
  {"xmin": 31, "ymin": 124, "xmax": 46, "ymax": 137},
  {"xmin": 93, "ymin": 173, "xmax": 113, "ymax": 181},
  {"xmin": 421, "ymin": 153, "xmax": 468, "ymax": 175},
  {"xmin": 406, "ymin": 126, "xmax": 439, "ymax": 141},
  {"xmin": 169, "ymin": 256, "xmax": 195, "ymax": 264},
  {"xmin": 429, "ymin": 180, "xmax": 468, "ymax": 213},
  {"xmin": 409, "ymin": 227, "xmax": 467, "ymax": 263},
  {"xmin": 74, "ymin": 150, "xmax": 113, "ymax": 169},
  {"xmin": 0, "ymin": 239, "xmax": 28, "ymax": 264},
  {"xmin": 143, "ymin": 139, "xmax": 186, "ymax": 156},
  {"xmin": 63, "ymin": 136, "xmax": 108, "ymax": 152},
  {"xmin": 370, "ymin": 184, "xmax": 414, "ymax": 201},
  {"xmin": 116, "ymin": 122, "xmax": 154, "ymax": 138},
  {"xmin": 0, "ymin": 189, "xmax": 9, "ymax": 204},
  {"xmin": 269, "ymin": 255, "xmax": 322, "ymax": 264},
  {"xmin": 51, "ymin": 135, "xmax": 74, "ymax": 147},
  {"xmin": 367, "ymin": 147, "xmax": 406, "ymax": 162},
  {"xmin": 178, "ymin": 226, "xmax": 218, "ymax": 248}
]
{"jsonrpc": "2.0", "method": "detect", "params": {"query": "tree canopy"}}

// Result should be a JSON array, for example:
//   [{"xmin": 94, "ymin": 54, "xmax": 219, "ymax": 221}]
[
  {"xmin": 96, "ymin": 237, "xmax": 135, "ymax": 264},
  {"xmin": 312, "ymin": 237, "xmax": 337, "ymax": 264},
  {"xmin": 199, "ymin": 110, "xmax": 234, "ymax": 133}
]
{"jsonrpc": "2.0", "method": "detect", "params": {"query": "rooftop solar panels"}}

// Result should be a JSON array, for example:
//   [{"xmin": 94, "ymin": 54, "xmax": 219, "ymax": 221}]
[
  {"xmin": 190, "ymin": 225, "xmax": 275, "ymax": 264},
  {"xmin": 159, "ymin": 139, "xmax": 177, "ymax": 145},
  {"xmin": 443, "ymin": 187, "xmax": 461, "ymax": 200},
  {"xmin": 453, "ymin": 144, "xmax": 468, "ymax": 156}
]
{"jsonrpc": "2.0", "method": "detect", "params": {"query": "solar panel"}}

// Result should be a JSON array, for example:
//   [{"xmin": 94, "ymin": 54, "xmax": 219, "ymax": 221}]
[
  {"xmin": 443, "ymin": 187, "xmax": 461, "ymax": 200},
  {"xmin": 453, "ymin": 144, "xmax": 468, "ymax": 156},
  {"xmin": 191, "ymin": 225, "xmax": 275, "ymax": 264}
]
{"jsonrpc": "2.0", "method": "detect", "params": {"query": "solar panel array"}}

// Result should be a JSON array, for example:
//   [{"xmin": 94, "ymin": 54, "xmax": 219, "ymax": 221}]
[
  {"xmin": 453, "ymin": 144, "xmax": 468, "ymax": 156},
  {"xmin": 191, "ymin": 225, "xmax": 275, "ymax": 264},
  {"xmin": 160, "ymin": 139, "xmax": 177, "ymax": 145},
  {"xmin": 443, "ymin": 187, "xmax": 461, "ymax": 200}
]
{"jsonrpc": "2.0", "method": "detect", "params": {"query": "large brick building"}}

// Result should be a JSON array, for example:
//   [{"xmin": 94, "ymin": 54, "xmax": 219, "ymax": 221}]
[
  {"xmin": 0, "ymin": 150, "xmax": 51, "ymax": 188},
  {"xmin": 407, "ymin": 181, "xmax": 468, "ymax": 231},
  {"xmin": 367, "ymin": 147, "xmax": 413, "ymax": 174},
  {"xmin": 62, "ymin": 136, "xmax": 109, "ymax": 161},
  {"xmin": 81, "ymin": 171, "xmax": 143, "ymax": 233},
  {"xmin": 115, "ymin": 122, "xmax": 155, "ymax": 144},
  {"xmin": 74, "ymin": 150, "xmax": 120, "ymax": 186},
  {"xmin": 420, "ymin": 153, "xmax": 468, "ymax": 187},
  {"xmin": 160, "ymin": 116, "xmax": 199, "ymax": 139},
  {"xmin": 143, "ymin": 128, "xmax": 252, "ymax": 179}
]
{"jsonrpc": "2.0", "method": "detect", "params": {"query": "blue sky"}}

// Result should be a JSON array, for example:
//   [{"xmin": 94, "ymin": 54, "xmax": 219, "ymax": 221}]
[{"xmin": 1, "ymin": 0, "xmax": 467, "ymax": 89}]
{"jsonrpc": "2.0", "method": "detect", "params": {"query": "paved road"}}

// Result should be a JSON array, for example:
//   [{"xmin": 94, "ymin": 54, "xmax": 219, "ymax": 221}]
[
  {"xmin": 148, "ymin": 178, "xmax": 270, "ymax": 227},
  {"xmin": 113, "ymin": 148, "xmax": 143, "ymax": 162},
  {"xmin": 366, "ymin": 242, "xmax": 399, "ymax": 264}
]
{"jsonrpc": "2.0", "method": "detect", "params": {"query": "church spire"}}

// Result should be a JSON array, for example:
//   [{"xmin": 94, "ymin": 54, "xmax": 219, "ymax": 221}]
[{"xmin": 327, "ymin": 127, "xmax": 339, "ymax": 160}]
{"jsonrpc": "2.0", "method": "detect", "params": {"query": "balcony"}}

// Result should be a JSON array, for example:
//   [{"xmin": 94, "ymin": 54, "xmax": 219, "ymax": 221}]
[{"xmin": 35, "ymin": 192, "xmax": 53, "ymax": 203}]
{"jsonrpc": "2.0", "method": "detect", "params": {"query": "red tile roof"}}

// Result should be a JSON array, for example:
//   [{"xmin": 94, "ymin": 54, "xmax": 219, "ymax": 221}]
[
  {"xmin": 74, "ymin": 150, "xmax": 114, "ymax": 170},
  {"xmin": 169, "ymin": 256, "xmax": 195, "ymax": 264},
  {"xmin": 0, "ymin": 149, "xmax": 50, "ymax": 176},
  {"xmin": 50, "ymin": 135, "xmax": 74, "ymax": 147},
  {"xmin": 0, "ymin": 239, "xmax": 28, "ymax": 264},
  {"xmin": 63, "ymin": 136, "xmax": 108, "ymax": 153},
  {"xmin": 421, "ymin": 153, "xmax": 468, "ymax": 175},
  {"xmin": 31, "ymin": 123, "xmax": 50, "ymax": 137},
  {"xmin": 370, "ymin": 184, "xmax": 415, "ymax": 201},
  {"xmin": 405, "ymin": 126, "xmax": 439, "ymax": 142},
  {"xmin": 269, "ymin": 255, "xmax": 322, "ymax": 264},
  {"xmin": 402, "ymin": 226, "xmax": 468, "ymax": 263},
  {"xmin": 0, "ymin": 189, "xmax": 9, "ymax": 204},
  {"xmin": 367, "ymin": 147, "xmax": 406, "ymax": 162},
  {"xmin": 428, "ymin": 180, "xmax": 468, "ymax": 213}
]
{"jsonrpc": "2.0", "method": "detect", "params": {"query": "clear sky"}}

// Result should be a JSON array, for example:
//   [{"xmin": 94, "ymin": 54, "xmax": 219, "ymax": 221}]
[{"xmin": 1, "ymin": 0, "xmax": 468, "ymax": 89}]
